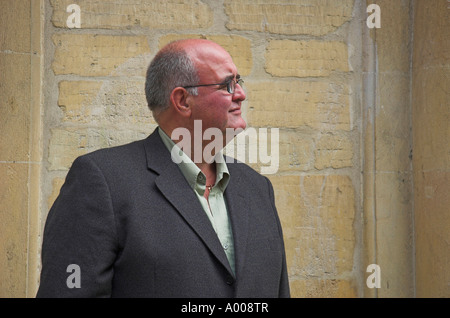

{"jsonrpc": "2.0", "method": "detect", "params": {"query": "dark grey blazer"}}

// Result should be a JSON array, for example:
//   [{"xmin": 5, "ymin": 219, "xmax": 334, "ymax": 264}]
[{"xmin": 37, "ymin": 128, "xmax": 290, "ymax": 298}]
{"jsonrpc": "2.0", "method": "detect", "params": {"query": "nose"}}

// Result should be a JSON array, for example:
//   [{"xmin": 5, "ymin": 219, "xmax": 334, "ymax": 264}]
[{"xmin": 232, "ymin": 82, "xmax": 246, "ymax": 102}]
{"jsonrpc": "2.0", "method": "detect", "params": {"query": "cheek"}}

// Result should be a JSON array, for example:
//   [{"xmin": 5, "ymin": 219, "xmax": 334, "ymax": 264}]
[
  {"xmin": 191, "ymin": 94, "xmax": 233, "ymax": 125},
  {"xmin": 202, "ymin": 96, "xmax": 232, "ymax": 115}
]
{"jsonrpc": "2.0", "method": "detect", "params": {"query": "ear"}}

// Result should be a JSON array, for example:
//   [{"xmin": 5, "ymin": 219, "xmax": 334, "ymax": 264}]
[{"xmin": 170, "ymin": 87, "xmax": 192, "ymax": 118}]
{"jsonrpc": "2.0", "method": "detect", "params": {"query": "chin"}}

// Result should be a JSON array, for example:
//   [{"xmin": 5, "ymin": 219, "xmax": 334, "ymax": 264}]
[{"xmin": 228, "ymin": 118, "xmax": 247, "ymax": 131}]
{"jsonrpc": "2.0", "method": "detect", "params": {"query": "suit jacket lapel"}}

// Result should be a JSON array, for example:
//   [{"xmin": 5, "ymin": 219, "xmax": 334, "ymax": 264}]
[
  {"xmin": 224, "ymin": 162, "xmax": 249, "ymax": 279},
  {"xmin": 144, "ymin": 129, "xmax": 234, "ymax": 276}
]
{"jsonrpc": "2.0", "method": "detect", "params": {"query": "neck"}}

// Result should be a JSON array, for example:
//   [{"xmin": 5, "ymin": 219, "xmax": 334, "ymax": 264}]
[
  {"xmin": 198, "ymin": 161, "xmax": 217, "ymax": 189},
  {"xmin": 159, "ymin": 124, "xmax": 218, "ymax": 181}
]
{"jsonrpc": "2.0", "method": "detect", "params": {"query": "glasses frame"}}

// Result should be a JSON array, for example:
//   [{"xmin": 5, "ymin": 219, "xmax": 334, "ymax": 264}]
[{"xmin": 183, "ymin": 77, "xmax": 244, "ymax": 95}]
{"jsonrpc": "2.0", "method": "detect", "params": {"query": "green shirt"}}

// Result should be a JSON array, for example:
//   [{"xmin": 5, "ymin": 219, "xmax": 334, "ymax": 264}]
[{"xmin": 158, "ymin": 127, "xmax": 235, "ymax": 275}]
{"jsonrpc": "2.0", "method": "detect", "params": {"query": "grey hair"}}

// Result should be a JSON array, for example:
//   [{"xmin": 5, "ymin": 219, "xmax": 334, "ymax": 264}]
[{"xmin": 145, "ymin": 45, "xmax": 199, "ymax": 119}]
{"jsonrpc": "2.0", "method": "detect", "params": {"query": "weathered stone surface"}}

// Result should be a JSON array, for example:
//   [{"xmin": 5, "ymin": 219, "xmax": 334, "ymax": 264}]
[
  {"xmin": 0, "ymin": 164, "xmax": 28, "ymax": 297},
  {"xmin": 314, "ymin": 134, "xmax": 353, "ymax": 169},
  {"xmin": 246, "ymin": 80, "xmax": 350, "ymax": 130},
  {"xmin": 412, "ymin": 0, "xmax": 450, "ymax": 298},
  {"xmin": 265, "ymin": 40, "xmax": 349, "ymax": 77},
  {"xmin": 0, "ymin": 0, "xmax": 31, "ymax": 53},
  {"xmin": 224, "ymin": 0, "xmax": 354, "ymax": 36},
  {"xmin": 414, "ymin": 170, "xmax": 450, "ymax": 297},
  {"xmin": 376, "ymin": 73, "xmax": 412, "ymax": 172},
  {"xmin": 0, "ymin": 54, "xmax": 31, "ymax": 161},
  {"xmin": 412, "ymin": 68, "xmax": 450, "ymax": 172},
  {"xmin": 48, "ymin": 127, "xmax": 153, "ymax": 171},
  {"xmin": 241, "ymin": 129, "xmax": 353, "ymax": 173},
  {"xmin": 269, "ymin": 175, "xmax": 356, "ymax": 286},
  {"xmin": 58, "ymin": 80, "xmax": 153, "ymax": 125},
  {"xmin": 375, "ymin": 172, "xmax": 414, "ymax": 297},
  {"xmin": 277, "ymin": 130, "xmax": 314, "ymax": 172},
  {"xmin": 50, "ymin": 0, "xmax": 213, "ymax": 30},
  {"xmin": 4, "ymin": 0, "xmax": 446, "ymax": 300},
  {"xmin": 375, "ymin": 0, "xmax": 413, "ymax": 73},
  {"xmin": 52, "ymin": 34, "xmax": 150, "ymax": 76},
  {"xmin": 290, "ymin": 278, "xmax": 357, "ymax": 298}
]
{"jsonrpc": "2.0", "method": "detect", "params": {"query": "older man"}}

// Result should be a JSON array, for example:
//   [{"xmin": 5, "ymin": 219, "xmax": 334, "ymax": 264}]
[{"xmin": 37, "ymin": 39, "xmax": 290, "ymax": 298}]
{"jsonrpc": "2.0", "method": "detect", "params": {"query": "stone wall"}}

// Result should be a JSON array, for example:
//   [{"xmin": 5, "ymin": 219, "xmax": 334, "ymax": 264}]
[
  {"xmin": 362, "ymin": 0, "xmax": 414, "ymax": 298},
  {"xmin": 412, "ymin": 0, "xmax": 450, "ymax": 297},
  {"xmin": 42, "ymin": 0, "xmax": 362, "ymax": 298},
  {"xmin": 0, "ymin": 0, "xmax": 448, "ymax": 298},
  {"xmin": 0, "ymin": 0, "xmax": 43, "ymax": 297}
]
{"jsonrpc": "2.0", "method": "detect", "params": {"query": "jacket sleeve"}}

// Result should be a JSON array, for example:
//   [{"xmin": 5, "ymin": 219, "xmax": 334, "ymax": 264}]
[
  {"xmin": 265, "ymin": 176, "xmax": 291, "ymax": 298},
  {"xmin": 36, "ymin": 155, "xmax": 118, "ymax": 298}
]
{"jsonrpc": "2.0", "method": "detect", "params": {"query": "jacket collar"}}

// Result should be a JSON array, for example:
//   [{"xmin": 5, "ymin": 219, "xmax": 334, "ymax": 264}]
[{"xmin": 143, "ymin": 128, "xmax": 173, "ymax": 175}]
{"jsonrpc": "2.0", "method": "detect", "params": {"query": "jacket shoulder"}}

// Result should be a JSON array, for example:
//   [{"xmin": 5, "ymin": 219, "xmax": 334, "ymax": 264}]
[{"xmin": 73, "ymin": 138, "xmax": 148, "ymax": 173}]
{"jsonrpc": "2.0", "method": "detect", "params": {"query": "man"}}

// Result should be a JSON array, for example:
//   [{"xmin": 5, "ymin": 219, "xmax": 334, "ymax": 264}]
[{"xmin": 37, "ymin": 39, "xmax": 290, "ymax": 298}]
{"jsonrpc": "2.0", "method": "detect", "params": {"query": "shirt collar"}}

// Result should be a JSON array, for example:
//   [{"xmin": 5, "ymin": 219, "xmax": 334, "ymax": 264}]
[{"xmin": 158, "ymin": 127, "xmax": 230, "ymax": 194}]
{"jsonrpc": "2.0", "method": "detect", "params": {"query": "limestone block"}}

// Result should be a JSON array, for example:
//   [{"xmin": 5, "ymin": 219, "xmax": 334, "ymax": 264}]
[
  {"xmin": 52, "ymin": 34, "xmax": 150, "ymax": 76},
  {"xmin": 227, "ymin": 128, "xmax": 313, "ymax": 174},
  {"xmin": 277, "ymin": 130, "xmax": 314, "ymax": 172},
  {"xmin": 267, "ymin": 175, "xmax": 302, "ymax": 273},
  {"xmin": 246, "ymin": 80, "xmax": 350, "ymax": 130},
  {"xmin": 241, "ymin": 129, "xmax": 352, "ymax": 173},
  {"xmin": 48, "ymin": 127, "xmax": 152, "ymax": 170},
  {"xmin": 412, "ymin": 0, "xmax": 450, "ymax": 298},
  {"xmin": 0, "ymin": 164, "xmax": 28, "ymax": 297},
  {"xmin": 269, "ymin": 175, "xmax": 356, "ymax": 281},
  {"xmin": 224, "ymin": 0, "xmax": 354, "ymax": 36},
  {"xmin": 412, "ymin": 68, "xmax": 450, "ymax": 172},
  {"xmin": 374, "ymin": 172, "xmax": 414, "ymax": 296},
  {"xmin": 50, "ymin": 0, "xmax": 212, "ymax": 30},
  {"xmin": 265, "ymin": 40, "xmax": 349, "ymax": 77},
  {"xmin": 58, "ymin": 80, "xmax": 153, "ymax": 124},
  {"xmin": 414, "ymin": 170, "xmax": 450, "ymax": 297},
  {"xmin": 372, "ymin": 0, "xmax": 413, "ymax": 73},
  {"xmin": 0, "ymin": 54, "xmax": 31, "ymax": 161},
  {"xmin": 58, "ymin": 81, "xmax": 103, "ymax": 121},
  {"xmin": 411, "ymin": 0, "xmax": 450, "ymax": 70},
  {"xmin": 314, "ymin": 133, "xmax": 353, "ymax": 169},
  {"xmin": 375, "ymin": 172, "xmax": 412, "ymax": 221},
  {"xmin": 0, "ymin": 0, "xmax": 31, "ymax": 53},
  {"xmin": 376, "ymin": 73, "xmax": 412, "ymax": 172},
  {"xmin": 159, "ymin": 34, "xmax": 252, "ymax": 76},
  {"xmin": 290, "ymin": 278, "xmax": 356, "ymax": 298}
]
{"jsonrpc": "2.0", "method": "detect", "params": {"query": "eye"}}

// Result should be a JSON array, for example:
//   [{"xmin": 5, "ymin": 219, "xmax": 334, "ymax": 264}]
[{"xmin": 218, "ymin": 81, "xmax": 230, "ymax": 90}]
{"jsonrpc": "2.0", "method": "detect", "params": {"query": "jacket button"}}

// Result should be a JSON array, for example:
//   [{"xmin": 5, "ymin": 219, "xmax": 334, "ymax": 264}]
[{"xmin": 226, "ymin": 275, "xmax": 234, "ymax": 285}]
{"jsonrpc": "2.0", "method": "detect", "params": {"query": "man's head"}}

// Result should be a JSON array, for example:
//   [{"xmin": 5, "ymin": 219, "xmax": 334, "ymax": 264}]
[{"xmin": 145, "ymin": 39, "xmax": 246, "ymax": 134}]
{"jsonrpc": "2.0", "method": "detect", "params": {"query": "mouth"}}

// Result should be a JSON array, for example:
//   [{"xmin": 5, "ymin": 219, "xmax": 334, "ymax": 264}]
[{"xmin": 229, "ymin": 106, "xmax": 241, "ymax": 114}]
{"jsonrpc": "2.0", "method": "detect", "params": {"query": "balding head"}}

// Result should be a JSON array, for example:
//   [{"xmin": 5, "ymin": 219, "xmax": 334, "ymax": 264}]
[
  {"xmin": 146, "ymin": 38, "xmax": 245, "ymax": 138},
  {"xmin": 145, "ymin": 39, "xmax": 237, "ymax": 121},
  {"xmin": 144, "ymin": 39, "xmax": 201, "ymax": 121}
]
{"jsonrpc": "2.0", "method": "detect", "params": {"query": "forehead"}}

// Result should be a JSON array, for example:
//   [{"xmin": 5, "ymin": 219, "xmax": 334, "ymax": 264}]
[{"xmin": 187, "ymin": 42, "xmax": 237, "ymax": 81}]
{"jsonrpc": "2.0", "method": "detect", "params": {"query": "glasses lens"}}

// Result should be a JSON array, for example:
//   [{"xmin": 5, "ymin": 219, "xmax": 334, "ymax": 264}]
[
  {"xmin": 227, "ymin": 80, "xmax": 234, "ymax": 94},
  {"xmin": 225, "ymin": 78, "xmax": 244, "ymax": 94}
]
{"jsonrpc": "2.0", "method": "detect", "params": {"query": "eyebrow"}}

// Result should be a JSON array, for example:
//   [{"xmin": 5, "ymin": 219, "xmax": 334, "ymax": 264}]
[{"xmin": 222, "ymin": 74, "xmax": 241, "ymax": 83}]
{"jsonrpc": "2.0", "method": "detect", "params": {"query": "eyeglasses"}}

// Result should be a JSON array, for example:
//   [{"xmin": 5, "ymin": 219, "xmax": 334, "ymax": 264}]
[{"xmin": 183, "ymin": 77, "xmax": 244, "ymax": 95}]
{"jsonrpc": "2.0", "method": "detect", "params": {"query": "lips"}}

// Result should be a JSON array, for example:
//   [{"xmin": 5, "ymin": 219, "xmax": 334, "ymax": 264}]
[
  {"xmin": 229, "ymin": 105, "xmax": 241, "ymax": 113},
  {"xmin": 229, "ymin": 109, "xmax": 241, "ymax": 115}
]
